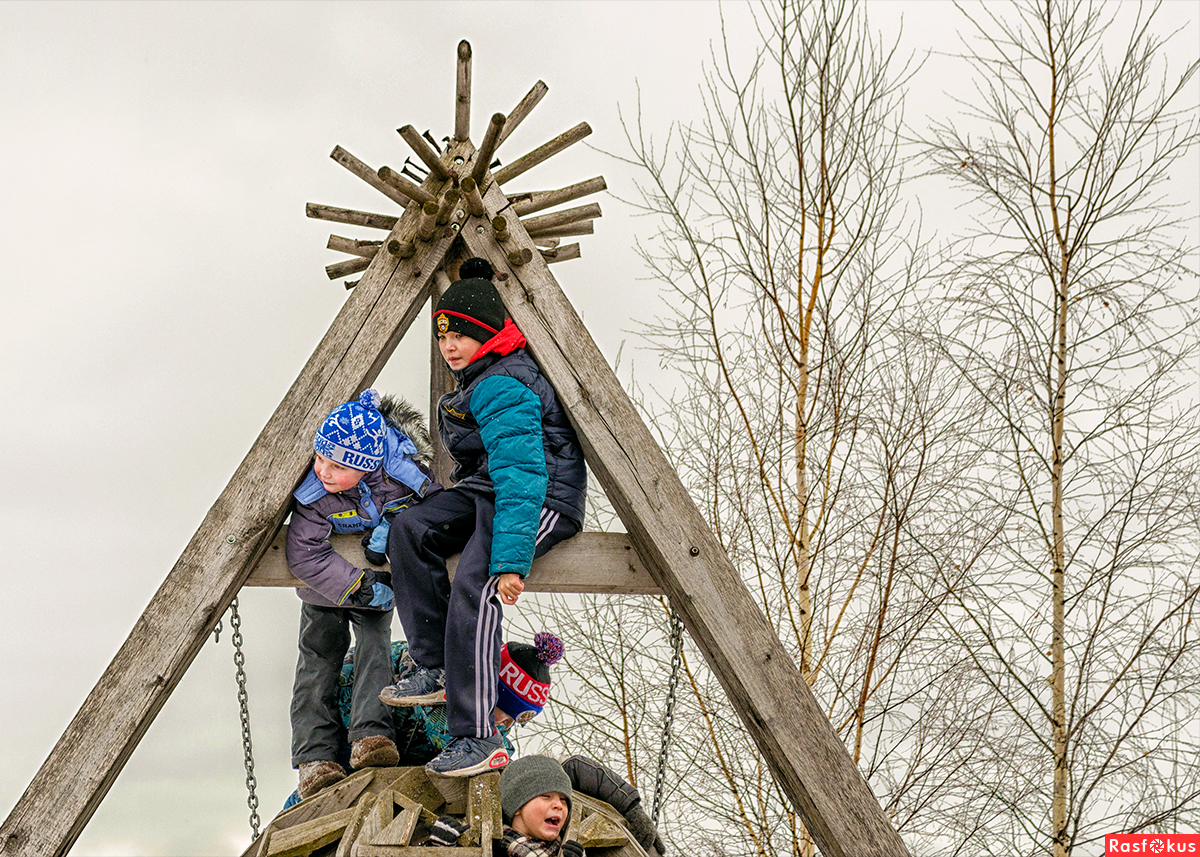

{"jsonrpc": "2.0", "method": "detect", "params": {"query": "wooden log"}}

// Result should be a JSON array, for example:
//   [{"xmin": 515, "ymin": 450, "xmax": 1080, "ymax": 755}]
[
  {"xmin": 242, "ymin": 530, "xmax": 658, "ymax": 593},
  {"xmin": 521, "ymin": 202, "xmax": 601, "ymax": 235},
  {"xmin": 306, "ymin": 203, "xmax": 398, "ymax": 232},
  {"xmin": 436, "ymin": 188, "xmax": 462, "ymax": 225},
  {"xmin": 492, "ymin": 122, "xmax": 591, "ymax": 186},
  {"xmin": 460, "ymin": 177, "xmax": 486, "ymax": 217},
  {"xmin": 0, "ymin": 141, "xmax": 473, "ymax": 857},
  {"xmin": 388, "ymin": 239, "xmax": 416, "ymax": 259},
  {"xmin": 265, "ymin": 807, "xmax": 355, "ymax": 857},
  {"xmin": 510, "ymin": 176, "xmax": 607, "ymax": 217},
  {"xmin": 326, "ymin": 255, "xmax": 371, "ymax": 280},
  {"xmin": 397, "ymin": 125, "xmax": 451, "ymax": 181},
  {"xmin": 492, "ymin": 216, "xmax": 510, "ymax": 243},
  {"xmin": 327, "ymin": 236, "xmax": 383, "ymax": 258},
  {"xmin": 455, "ymin": 40, "xmax": 471, "ymax": 143},
  {"xmin": 460, "ymin": 182, "xmax": 911, "ymax": 857},
  {"xmin": 506, "ymin": 247, "xmax": 533, "ymax": 267},
  {"xmin": 497, "ymin": 80, "xmax": 549, "ymax": 148},
  {"xmin": 533, "ymin": 236, "xmax": 560, "ymax": 249},
  {"xmin": 541, "ymin": 244, "xmax": 581, "ymax": 264},
  {"xmin": 331, "ymin": 146, "xmax": 419, "ymax": 210},
  {"xmin": 377, "ymin": 166, "xmax": 437, "ymax": 206},
  {"xmin": 525, "ymin": 221, "xmax": 594, "ymax": 240},
  {"xmin": 469, "ymin": 113, "xmax": 506, "ymax": 187},
  {"xmin": 417, "ymin": 201, "xmax": 439, "ymax": 242}
]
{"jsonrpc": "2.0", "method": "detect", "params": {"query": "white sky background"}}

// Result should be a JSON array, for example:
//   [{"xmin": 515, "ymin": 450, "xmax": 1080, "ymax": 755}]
[{"xmin": 0, "ymin": 2, "xmax": 1195, "ymax": 855}]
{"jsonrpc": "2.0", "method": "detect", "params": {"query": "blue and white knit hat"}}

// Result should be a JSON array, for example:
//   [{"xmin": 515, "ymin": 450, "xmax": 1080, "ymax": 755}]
[{"xmin": 313, "ymin": 389, "xmax": 386, "ymax": 472}]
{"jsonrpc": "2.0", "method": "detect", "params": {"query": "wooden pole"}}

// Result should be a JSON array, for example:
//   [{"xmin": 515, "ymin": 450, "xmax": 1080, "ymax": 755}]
[
  {"xmin": 0, "ymin": 140, "xmax": 476, "ymax": 857},
  {"xmin": 429, "ymin": 270, "xmax": 456, "ymax": 485},
  {"xmin": 510, "ymin": 177, "xmax": 607, "ymax": 217},
  {"xmin": 455, "ymin": 40, "xmax": 471, "ymax": 143},
  {"xmin": 491, "ymin": 216, "xmax": 510, "ymax": 243},
  {"xmin": 492, "ymin": 123, "xmax": 592, "ymax": 186},
  {"xmin": 519, "ymin": 202, "xmax": 600, "ymax": 235},
  {"xmin": 377, "ymin": 166, "xmax": 437, "ymax": 206},
  {"xmin": 331, "ymin": 146, "xmax": 422, "ymax": 210},
  {"xmin": 306, "ymin": 203, "xmax": 397, "ymax": 232},
  {"xmin": 397, "ymin": 125, "xmax": 451, "ymax": 181},
  {"xmin": 416, "ymin": 201, "xmax": 439, "ymax": 242},
  {"xmin": 327, "ymin": 236, "xmax": 382, "ymax": 257},
  {"xmin": 460, "ymin": 177, "xmax": 486, "ymax": 218},
  {"xmin": 326, "ymin": 255, "xmax": 371, "ymax": 280},
  {"xmin": 469, "ymin": 113, "xmax": 506, "ymax": 187},
  {"xmin": 460, "ymin": 183, "xmax": 911, "ymax": 857},
  {"xmin": 525, "ymin": 221, "xmax": 593, "ymax": 240},
  {"xmin": 540, "ymin": 243, "xmax": 581, "ymax": 264},
  {"xmin": 436, "ymin": 188, "xmax": 462, "ymax": 225},
  {"xmin": 387, "ymin": 239, "xmax": 416, "ymax": 259},
  {"xmin": 497, "ymin": 80, "xmax": 548, "ymax": 148}
]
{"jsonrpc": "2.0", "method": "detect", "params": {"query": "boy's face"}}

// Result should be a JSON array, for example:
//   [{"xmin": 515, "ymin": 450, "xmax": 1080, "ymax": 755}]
[
  {"xmin": 511, "ymin": 792, "xmax": 568, "ymax": 841},
  {"xmin": 313, "ymin": 453, "xmax": 368, "ymax": 493},
  {"xmin": 438, "ymin": 330, "xmax": 484, "ymax": 371}
]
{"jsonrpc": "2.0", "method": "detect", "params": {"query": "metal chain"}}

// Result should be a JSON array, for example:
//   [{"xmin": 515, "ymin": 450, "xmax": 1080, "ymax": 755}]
[
  {"xmin": 229, "ymin": 598, "xmax": 261, "ymax": 839},
  {"xmin": 651, "ymin": 608, "xmax": 684, "ymax": 827}
]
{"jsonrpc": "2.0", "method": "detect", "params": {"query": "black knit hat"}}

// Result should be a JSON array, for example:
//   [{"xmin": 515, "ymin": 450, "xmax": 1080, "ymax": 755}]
[
  {"xmin": 458, "ymin": 256, "xmax": 494, "ymax": 280},
  {"xmin": 433, "ymin": 277, "xmax": 506, "ymax": 344}
]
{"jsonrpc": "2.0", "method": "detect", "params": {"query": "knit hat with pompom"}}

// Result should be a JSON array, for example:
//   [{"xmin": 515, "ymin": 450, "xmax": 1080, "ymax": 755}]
[
  {"xmin": 496, "ymin": 631, "xmax": 565, "ymax": 725},
  {"xmin": 313, "ymin": 389, "xmax": 387, "ymax": 472}
]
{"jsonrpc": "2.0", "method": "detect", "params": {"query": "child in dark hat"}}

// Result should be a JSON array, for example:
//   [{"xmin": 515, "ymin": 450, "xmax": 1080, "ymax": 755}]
[
  {"xmin": 380, "ymin": 259, "xmax": 586, "ymax": 778},
  {"xmin": 287, "ymin": 390, "xmax": 437, "ymax": 798}
]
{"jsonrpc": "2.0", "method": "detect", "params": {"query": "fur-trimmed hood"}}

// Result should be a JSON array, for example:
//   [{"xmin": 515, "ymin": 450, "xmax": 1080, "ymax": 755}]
[{"xmin": 378, "ymin": 394, "xmax": 434, "ymax": 467}]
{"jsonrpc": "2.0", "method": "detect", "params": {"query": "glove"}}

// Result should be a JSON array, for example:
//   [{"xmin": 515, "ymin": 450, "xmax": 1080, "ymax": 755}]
[
  {"xmin": 562, "ymin": 842, "xmax": 584, "ymax": 857},
  {"xmin": 426, "ymin": 815, "xmax": 469, "ymax": 846},
  {"xmin": 362, "ymin": 520, "xmax": 390, "ymax": 565},
  {"xmin": 623, "ymin": 802, "xmax": 665, "ymax": 856},
  {"xmin": 345, "ymin": 570, "xmax": 394, "ymax": 611}
]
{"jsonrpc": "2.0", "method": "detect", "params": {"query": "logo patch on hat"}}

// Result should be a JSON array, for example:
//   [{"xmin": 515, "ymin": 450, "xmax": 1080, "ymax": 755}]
[{"xmin": 436, "ymin": 313, "xmax": 449, "ymax": 333}]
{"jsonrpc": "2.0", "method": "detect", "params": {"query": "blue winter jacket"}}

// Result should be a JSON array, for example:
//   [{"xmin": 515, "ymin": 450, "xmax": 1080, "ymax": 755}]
[{"xmin": 441, "ymin": 344, "xmax": 586, "ymax": 578}]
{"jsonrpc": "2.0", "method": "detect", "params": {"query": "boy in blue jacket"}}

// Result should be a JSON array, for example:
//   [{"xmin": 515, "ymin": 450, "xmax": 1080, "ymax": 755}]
[
  {"xmin": 379, "ymin": 258, "xmax": 586, "ymax": 778},
  {"xmin": 287, "ymin": 390, "xmax": 436, "ymax": 798}
]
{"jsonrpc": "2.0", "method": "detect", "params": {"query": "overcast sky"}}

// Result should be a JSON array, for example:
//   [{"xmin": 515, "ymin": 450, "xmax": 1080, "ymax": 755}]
[{"xmin": 1, "ymin": 2, "xmax": 1195, "ymax": 855}]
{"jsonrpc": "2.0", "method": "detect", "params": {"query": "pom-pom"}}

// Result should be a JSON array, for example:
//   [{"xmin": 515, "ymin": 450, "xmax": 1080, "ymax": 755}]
[
  {"xmin": 358, "ymin": 389, "xmax": 381, "ymax": 410},
  {"xmin": 533, "ymin": 631, "xmax": 565, "ymax": 665}
]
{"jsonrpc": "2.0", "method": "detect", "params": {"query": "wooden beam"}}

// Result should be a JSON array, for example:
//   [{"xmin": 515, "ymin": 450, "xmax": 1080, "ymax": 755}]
[
  {"xmin": 497, "ymin": 80, "xmax": 548, "ymax": 148},
  {"xmin": 469, "ymin": 113, "xmax": 505, "ymax": 187},
  {"xmin": 510, "ymin": 177, "xmax": 607, "ymax": 217},
  {"xmin": 306, "ymin": 203, "xmax": 398, "ymax": 232},
  {"xmin": 331, "ymin": 145, "xmax": 424, "ymax": 210},
  {"xmin": 0, "ymin": 139, "xmax": 478, "ymax": 857},
  {"xmin": 520, "ymin": 202, "xmax": 601, "ymax": 235},
  {"xmin": 454, "ymin": 40, "xmax": 472, "ymax": 143},
  {"xmin": 243, "ymin": 530, "xmax": 659, "ymax": 595},
  {"xmin": 492, "ymin": 122, "xmax": 591, "ymax": 186},
  {"xmin": 525, "ymin": 221, "xmax": 593, "ymax": 241},
  {"xmin": 540, "ymin": 243, "xmax": 581, "ymax": 264},
  {"xmin": 377, "ymin": 166, "xmax": 437, "ymax": 206},
  {"xmin": 328, "ymin": 236, "xmax": 383, "ymax": 258},
  {"xmin": 397, "ymin": 126, "xmax": 451, "ymax": 181},
  {"xmin": 460, "ymin": 185, "xmax": 910, "ymax": 857}
]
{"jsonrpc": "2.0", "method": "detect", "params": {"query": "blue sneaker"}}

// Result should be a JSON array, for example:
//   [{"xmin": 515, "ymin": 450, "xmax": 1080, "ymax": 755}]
[
  {"xmin": 425, "ymin": 734, "xmax": 509, "ymax": 778},
  {"xmin": 379, "ymin": 666, "xmax": 445, "ymax": 707}
]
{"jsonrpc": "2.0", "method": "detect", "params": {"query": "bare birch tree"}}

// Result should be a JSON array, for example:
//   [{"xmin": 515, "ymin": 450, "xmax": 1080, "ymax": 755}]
[
  {"xmin": 524, "ymin": 1, "xmax": 978, "ymax": 855},
  {"xmin": 922, "ymin": 1, "xmax": 1200, "ymax": 853}
]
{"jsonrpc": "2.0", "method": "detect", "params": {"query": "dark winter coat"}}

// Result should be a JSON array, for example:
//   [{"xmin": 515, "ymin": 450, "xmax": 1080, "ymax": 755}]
[
  {"xmin": 287, "ymin": 396, "xmax": 437, "ymax": 608},
  {"xmin": 440, "ymin": 340, "xmax": 586, "ymax": 578}
]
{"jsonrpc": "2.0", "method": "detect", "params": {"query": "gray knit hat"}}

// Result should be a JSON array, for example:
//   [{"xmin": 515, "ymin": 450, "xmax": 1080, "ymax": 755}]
[{"xmin": 500, "ymin": 755, "xmax": 573, "ymax": 825}]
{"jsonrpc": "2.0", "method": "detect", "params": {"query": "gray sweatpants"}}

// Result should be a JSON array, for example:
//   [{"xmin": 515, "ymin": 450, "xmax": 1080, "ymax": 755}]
[{"xmin": 290, "ymin": 602, "xmax": 393, "ymax": 767}]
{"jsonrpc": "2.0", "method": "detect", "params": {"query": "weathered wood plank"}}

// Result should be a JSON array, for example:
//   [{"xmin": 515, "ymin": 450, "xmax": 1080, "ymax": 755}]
[
  {"xmin": 266, "ymin": 807, "xmax": 355, "ymax": 857},
  {"xmin": 464, "ymin": 772, "xmax": 501, "ymax": 846},
  {"xmin": 372, "ymin": 792, "xmax": 421, "ymax": 846},
  {"xmin": 460, "ymin": 184, "xmax": 910, "ymax": 857},
  {"xmin": 378, "ymin": 767, "xmax": 445, "ymax": 815},
  {"xmin": 574, "ymin": 812, "xmax": 629, "ymax": 849},
  {"xmin": 243, "ymin": 529, "xmax": 660, "ymax": 595},
  {"xmin": 0, "ymin": 141, "xmax": 476, "ymax": 857},
  {"xmin": 334, "ymin": 798, "xmax": 375, "ymax": 857}
]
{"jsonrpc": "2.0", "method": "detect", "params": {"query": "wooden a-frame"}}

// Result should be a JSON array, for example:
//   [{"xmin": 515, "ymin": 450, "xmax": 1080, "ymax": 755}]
[{"xmin": 0, "ymin": 42, "xmax": 910, "ymax": 857}]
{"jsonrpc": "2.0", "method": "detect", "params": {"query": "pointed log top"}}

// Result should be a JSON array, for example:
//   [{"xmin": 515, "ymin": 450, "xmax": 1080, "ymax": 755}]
[{"xmin": 458, "ymin": 40, "xmax": 471, "ymax": 60}]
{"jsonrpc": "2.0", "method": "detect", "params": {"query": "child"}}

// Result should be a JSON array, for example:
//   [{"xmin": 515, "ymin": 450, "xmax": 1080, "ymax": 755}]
[
  {"xmin": 287, "ymin": 390, "xmax": 436, "ymax": 798},
  {"xmin": 499, "ymin": 755, "xmax": 579, "ymax": 856},
  {"xmin": 281, "ymin": 632, "xmax": 564, "ymax": 809},
  {"xmin": 380, "ymin": 259, "xmax": 587, "ymax": 778}
]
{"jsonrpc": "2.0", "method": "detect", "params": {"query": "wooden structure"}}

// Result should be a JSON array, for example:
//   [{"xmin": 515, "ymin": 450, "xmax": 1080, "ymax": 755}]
[
  {"xmin": 0, "ymin": 42, "xmax": 910, "ymax": 857},
  {"xmin": 237, "ymin": 767, "xmax": 650, "ymax": 857}
]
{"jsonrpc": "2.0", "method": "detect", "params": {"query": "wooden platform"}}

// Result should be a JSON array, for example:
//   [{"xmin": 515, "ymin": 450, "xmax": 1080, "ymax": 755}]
[{"xmin": 240, "ymin": 766, "xmax": 648, "ymax": 857}]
